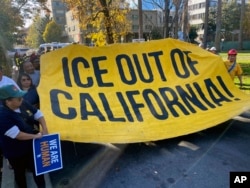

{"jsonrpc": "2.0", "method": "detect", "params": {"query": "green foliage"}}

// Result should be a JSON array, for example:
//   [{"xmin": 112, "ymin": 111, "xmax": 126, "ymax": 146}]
[
  {"xmin": 0, "ymin": 0, "xmax": 24, "ymax": 49},
  {"xmin": 43, "ymin": 20, "xmax": 62, "ymax": 43},
  {"xmin": 188, "ymin": 26, "xmax": 198, "ymax": 43},
  {"xmin": 26, "ymin": 22, "xmax": 40, "ymax": 48},
  {"xmin": 64, "ymin": 0, "xmax": 131, "ymax": 45},
  {"xmin": 207, "ymin": 7, "xmax": 217, "ymax": 42},
  {"xmin": 243, "ymin": 3, "xmax": 250, "ymax": 39},
  {"xmin": 207, "ymin": 1, "xmax": 250, "ymax": 42},
  {"xmin": 151, "ymin": 27, "xmax": 163, "ymax": 40},
  {"xmin": 26, "ymin": 15, "xmax": 52, "ymax": 48},
  {"xmin": 221, "ymin": 1, "xmax": 241, "ymax": 40},
  {"xmin": 36, "ymin": 15, "xmax": 52, "ymax": 44}
]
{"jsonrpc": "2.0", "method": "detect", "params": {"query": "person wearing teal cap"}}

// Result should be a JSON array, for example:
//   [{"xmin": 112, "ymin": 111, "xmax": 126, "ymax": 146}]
[{"xmin": 0, "ymin": 84, "xmax": 48, "ymax": 188}]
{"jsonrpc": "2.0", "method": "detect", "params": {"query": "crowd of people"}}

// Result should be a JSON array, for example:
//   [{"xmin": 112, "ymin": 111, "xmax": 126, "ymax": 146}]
[
  {"xmin": 0, "ymin": 52, "xmax": 49, "ymax": 187},
  {"xmin": 0, "ymin": 45, "xmax": 244, "ymax": 187}
]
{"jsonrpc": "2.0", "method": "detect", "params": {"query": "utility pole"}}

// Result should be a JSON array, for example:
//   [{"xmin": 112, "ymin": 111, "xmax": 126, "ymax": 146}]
[{"xmin": 138, "ymin": 0, "xmax": 143, "ymax": 39}]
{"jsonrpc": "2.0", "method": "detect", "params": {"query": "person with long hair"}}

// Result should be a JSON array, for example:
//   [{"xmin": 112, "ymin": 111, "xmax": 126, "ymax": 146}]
[{"xmin": 17, "ymin": 73, "xmax": 39, "ymax": 108}]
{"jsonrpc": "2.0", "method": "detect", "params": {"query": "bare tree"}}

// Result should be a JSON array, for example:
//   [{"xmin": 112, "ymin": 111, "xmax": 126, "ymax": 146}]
[
  {"xmin": 143, "ymin": 0, "xmax": 172, "ymax": 38},
  {"xmin": 172, "ymin": 0, "xmax": 182, "ymax": 39}
]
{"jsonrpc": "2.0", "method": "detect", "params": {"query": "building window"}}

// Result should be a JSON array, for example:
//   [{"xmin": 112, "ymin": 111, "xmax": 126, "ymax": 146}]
[
  {"xmin": 132, "ymin": 15, "xmax": 138, "ymax": 20},
  {"xmin": 145, "ymin": 15, "xmax": 152, "ymax": 20},
  {"xmin": 145, "ymin": 25, "xmax": 152, "ymax": 30},
  {"xmin": 132, "ymin": 25, "xmax": 139, "ymax": 30},
  {"xmin": 56, "ymin": 10, "xmax": 65, "ymax": 14}
]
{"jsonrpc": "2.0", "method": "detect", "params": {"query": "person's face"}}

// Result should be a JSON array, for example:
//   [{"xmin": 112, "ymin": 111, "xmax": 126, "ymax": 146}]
[
  {"xmin": 7, "ymin": 97, "xmax": 23, "ymax": 109},
  {"xmin": 32, "ymin": 60, "xmax": 40, "ymax": 70},
  {"xmin": 23, "ymin": 62, "xmax": 35, "ymax": 74},
  {"xmin": 20, "ymin": 76, "xmax": 31, "ymax": 88},
  {"xmin": 228, "ymin": 55, "xmax": 237, "ymax": 62}
]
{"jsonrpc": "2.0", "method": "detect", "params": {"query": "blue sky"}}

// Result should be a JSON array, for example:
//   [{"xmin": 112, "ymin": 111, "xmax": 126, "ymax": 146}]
[{"xmin": 127, "ymin": 0, "xmax": 156, "ymax": 10}]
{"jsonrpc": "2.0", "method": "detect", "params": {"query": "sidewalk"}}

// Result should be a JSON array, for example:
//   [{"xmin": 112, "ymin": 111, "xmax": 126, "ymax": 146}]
[{"xmin": 1, "ymin": 158, "xmax": 52, "ymax": 188}]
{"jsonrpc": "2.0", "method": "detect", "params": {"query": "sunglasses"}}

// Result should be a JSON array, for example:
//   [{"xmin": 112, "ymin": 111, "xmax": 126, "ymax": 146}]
[
  {"xmin": 16, "ymin": 97, "xmax": 22, "ymax": 101},
  {"xmin": 21, "ymin": 78, "xmax": 31, "ymax": 81},
  {"xmin": 8, "ymin": 97, "xmax": 22, "ymax": 101}
]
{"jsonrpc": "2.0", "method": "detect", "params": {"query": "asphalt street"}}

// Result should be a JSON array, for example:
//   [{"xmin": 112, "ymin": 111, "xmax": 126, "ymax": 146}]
[{"xmin": 1, "ymin": 110, "xmax": 250, "ymax": 188}]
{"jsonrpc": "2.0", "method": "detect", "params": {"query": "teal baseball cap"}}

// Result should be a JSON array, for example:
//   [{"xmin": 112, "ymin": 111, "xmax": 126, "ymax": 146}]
[{"xmin": 0, "ymin": 84, "xmax": 27, "ymax": 100}]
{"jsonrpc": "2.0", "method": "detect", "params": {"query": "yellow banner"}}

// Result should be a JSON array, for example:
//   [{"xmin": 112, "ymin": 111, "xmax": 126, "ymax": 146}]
[{"xmin": 38, "ymin": 38, "xmax": 250, "ymax": 143}]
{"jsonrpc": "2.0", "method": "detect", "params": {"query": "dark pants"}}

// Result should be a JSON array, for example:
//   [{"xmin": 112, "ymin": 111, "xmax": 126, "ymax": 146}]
[{"xmin": 8, "ymin": 151, "xmax": 45, "ymax": 188}]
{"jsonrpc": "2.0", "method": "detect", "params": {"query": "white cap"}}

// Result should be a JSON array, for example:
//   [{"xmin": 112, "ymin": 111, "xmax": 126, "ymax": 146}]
[{"xmin": 210, "ymin": 47, "xmax": 216, "ymax": 51}]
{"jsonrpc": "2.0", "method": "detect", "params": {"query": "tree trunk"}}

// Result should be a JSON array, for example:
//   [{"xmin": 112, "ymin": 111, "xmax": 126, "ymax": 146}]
[
  {"xmin": 164, "ymin": 0, "xmax": 170, "ymax": 38},
  {"xmin": 215, "ymin": 0, "xmax": 222, "ymax": 52},
  {"xmin": 182, "ymin": 0, "xmax": 189, "ymax": 41},
  {"xmin": 203, "ymin": 0, "xmax": 209, "ymax": 49},
  {"xmin": 174, "ymin": 7, "xmax": 179, "ymax": 39},
  {"xmin": 99, "ymin": 0, "xmax": 114, "ymax": 44},
  {"xmin": 238, "ymin": 0, "xmax": 245, "ymax": 50},
  {"xmin": 173, "ymin": 0, "xmax": 181, "ymax": 39},
  {"xmin": 138, "ymin": 0, "xmax": 143, "ymax": 39}
]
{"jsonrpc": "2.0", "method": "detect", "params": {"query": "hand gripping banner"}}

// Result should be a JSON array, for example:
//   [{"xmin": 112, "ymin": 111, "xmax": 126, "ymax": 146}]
[{"xmin": 38, "ymin": 38, "xmax": 250, "ymax": 143}]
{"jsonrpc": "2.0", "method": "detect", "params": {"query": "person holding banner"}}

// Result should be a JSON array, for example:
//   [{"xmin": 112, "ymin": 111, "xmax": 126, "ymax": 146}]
[
  {"xmin": 224, "ymin": 49, "xmax": 243, "ymax": 87},
  {"xmin": 0, "ymin": 84, "xmax": 48, "ymax": 188}
]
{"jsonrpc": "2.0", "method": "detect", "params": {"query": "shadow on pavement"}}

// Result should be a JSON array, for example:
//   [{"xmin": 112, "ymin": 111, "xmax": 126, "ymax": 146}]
[{"xmin": 49, "ymin": 118, "xmax": 250, "ymax": 188}]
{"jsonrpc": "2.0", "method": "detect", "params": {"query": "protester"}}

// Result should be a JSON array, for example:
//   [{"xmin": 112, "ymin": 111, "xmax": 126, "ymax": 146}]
[
  {"xmin": 209, "ymin": 47, "xmax": 217, "ymax": 54},
  {"xmin": 0, "ymin": 66, "xmax": 20, "ymax": 89},
  {"xmin": 198, "ymin": 37, "xmax": 204, "ymax": 48},
  {"xmin": 224, "ymin": 49, "xmax": 243, "ymax": 87},
  {"xmin": 29, "ymin": 52, "xmax": 37, "ymax": 64},
  {"xmin": 15, "ymin": 54, "xmax": 29, "ymax": 74},
  {"xmin": 14, "ymin": 52, "xmax": 22, "ymax": 69},
  {"xmin": 17, "ymin": 73, "xmax": 40, "ymax": 108},
  {"xmin": 0, "ymin": 84, "xmax": 48, "ymax": 188},
  {"xmin": 0, "ymin": 66, "xmax": 20, "ymax": 172},
  {"xmin": 31, "ymin": 57, "xmax": 40, "ymax": 71},
  {"xmin": 22, "ymin": 61, "xmax": 40, "ymax": 87}
]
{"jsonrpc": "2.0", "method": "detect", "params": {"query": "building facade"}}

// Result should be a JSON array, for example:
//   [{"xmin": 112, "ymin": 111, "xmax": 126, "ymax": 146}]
[
  {"xmin": 39, "ymin": 0, "xmax": 250, "ymax": 45},
  {"xmin": 65, "ymin": 10, "xmax": 83, "ymax": 44},
  {"xmin": 46, "ymin": 0, "xmax": 68, "ymax": 27},
  {"xmin": 129, "ymin": 9, "xmax": 165, "ymax": 41},
  {"xmin": 188, "ymin": 0, "xmax": 249, "ymax": 39},
  {"xmin": 64, "ymin": 8, "xmax": 171, "ymax": 44}
]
